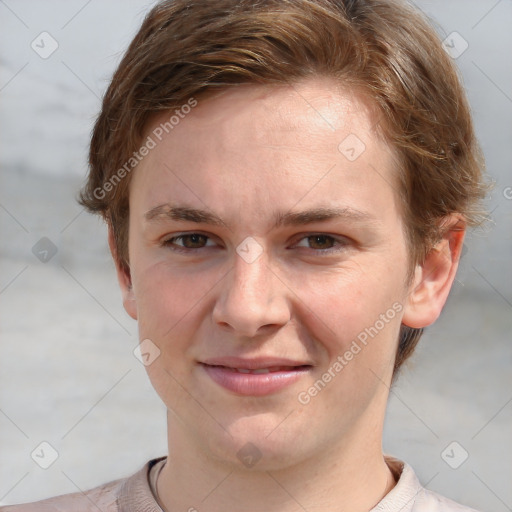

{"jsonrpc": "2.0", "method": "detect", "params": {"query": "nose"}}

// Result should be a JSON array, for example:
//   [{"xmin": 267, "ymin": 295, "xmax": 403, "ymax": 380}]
[{"xmin": 212, "ymin": 249, "xmax": 291, "ymax": 337}]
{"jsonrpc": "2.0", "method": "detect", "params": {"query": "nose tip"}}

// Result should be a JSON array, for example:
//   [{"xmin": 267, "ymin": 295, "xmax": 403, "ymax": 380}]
[
  {"xmin": 212, "ymin": 254, "xmax": 290, "ymax": 337},
  {"xmin": 215, "ymin": 305, "xmax": 281, "ymax": 338}
]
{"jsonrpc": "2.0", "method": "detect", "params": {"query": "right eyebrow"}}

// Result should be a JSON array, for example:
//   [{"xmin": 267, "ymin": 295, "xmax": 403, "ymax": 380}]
[{"xmin": 144, "ymin": 204, "xmax": 226, "ymax": 227}]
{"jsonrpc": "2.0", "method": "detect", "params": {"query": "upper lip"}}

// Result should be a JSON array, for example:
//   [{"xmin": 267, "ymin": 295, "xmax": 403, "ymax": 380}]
[{"xmin": 200, "ymin": 357, "xmax": 313, "ymax": 370}]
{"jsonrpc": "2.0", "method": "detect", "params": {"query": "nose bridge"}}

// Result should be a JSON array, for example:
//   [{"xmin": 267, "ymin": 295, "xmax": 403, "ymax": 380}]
[{"xmin": 231, "ymin": 251, "xmax": 273, "ymax": 307}]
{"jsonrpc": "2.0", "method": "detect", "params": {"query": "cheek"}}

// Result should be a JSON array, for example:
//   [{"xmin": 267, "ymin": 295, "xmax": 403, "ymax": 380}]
[
  {"xmin": 133, "ymin": 262, "xmax": 211, "ymax": 333},
  {"xmin": 286, "ymin": 259, "xmax": 406, "ymax": 360},
  {"xmin": 130, "ymin": 251, "xmax": 235, "ymax": 359},
  {"xmin": 130, "ymin": 260, "xmax": 219, "ymax": 400},
  {"xmin": 293, "ymin": 269, "xmax": 404, "ymax": 416}
]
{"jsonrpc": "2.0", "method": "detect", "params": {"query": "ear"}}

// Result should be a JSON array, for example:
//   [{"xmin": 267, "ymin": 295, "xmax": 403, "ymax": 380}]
[
  {"xmin": 402, "ymin": 216, "xmax": 465, "ymax": 329},
  {"xmin": 108, "ymin": 224, "xmax": 137, "ymax": 320}
]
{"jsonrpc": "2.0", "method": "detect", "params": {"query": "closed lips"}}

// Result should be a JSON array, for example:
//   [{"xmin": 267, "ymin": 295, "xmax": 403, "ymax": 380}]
[
  {"xmin": 201, "ymin": 364, "xmax": 312, "ymax": 374},
  {"xmin": 200, "ymin": 361, "xmax": 312, "ymax": 396}
]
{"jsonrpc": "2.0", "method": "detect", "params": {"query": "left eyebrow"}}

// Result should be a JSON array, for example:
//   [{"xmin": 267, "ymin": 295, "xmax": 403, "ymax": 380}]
[{"xmin": 273, "ymin": 207, "xmax": 376, "ymax": 228}]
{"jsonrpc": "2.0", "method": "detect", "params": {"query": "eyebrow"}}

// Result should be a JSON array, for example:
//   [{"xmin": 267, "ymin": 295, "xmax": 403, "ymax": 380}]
[
  {"xmin": 275, "ymin": 207, "xmax": 374, "ymax": 226},
  {"xmin": 144, "ymin": 204, "xmax": 375, "ymax": 228},
  {"xmin": 145, "ymin": 204, "xmax": 225, "ymax": 226}
]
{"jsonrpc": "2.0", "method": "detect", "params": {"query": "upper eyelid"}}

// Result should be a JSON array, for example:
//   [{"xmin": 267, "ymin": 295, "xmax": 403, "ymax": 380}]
[
  {"xmin": 291, "ymin": 233, "xmax": 348, "ymax": 244},
  {"xmin": 164, "ymin": 233, "xmax": 216, "ymax": 246},
  {"xmin": 162, "ymin": 232, "xmax": 348, "ymax": 251},
  {"xmin": 163, "ymin": 231, "xmax": 215, "ymax": 242},
  {"xmin": 292, "ymin": 234, "xmax": 349, "ymax": 250},
  {"xmin": 162, "ymin": 231, "xmax": 345, "ymax": 240},
  {"xmin": 294, "ymin": 232, "xmax": 345, "ymax": 239}
]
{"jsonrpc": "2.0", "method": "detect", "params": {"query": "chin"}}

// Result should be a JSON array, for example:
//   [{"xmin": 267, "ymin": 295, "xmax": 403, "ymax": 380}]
[{"xmin": 200, "ymin": 414, "xmax": 316, "ymax": 472}]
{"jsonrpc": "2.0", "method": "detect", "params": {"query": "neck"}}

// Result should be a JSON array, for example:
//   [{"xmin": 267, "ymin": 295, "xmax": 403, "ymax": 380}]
[{"xmin": 157, "ymin": 413, "xmax": 396, "ymax": 512}]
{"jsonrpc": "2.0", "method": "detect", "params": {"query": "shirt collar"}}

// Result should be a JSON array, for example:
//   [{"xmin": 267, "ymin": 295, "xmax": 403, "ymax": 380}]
[
  {"xmin": 370, "ymin": 456, "xmax": 423, "ymax": 511},
  {"xmin": 117, "ymin": 456, "xmax": 166, "ymax": 512},
  {"xmin": 117, "ymin": 455, "xmax": 422, "ymax": 512}
]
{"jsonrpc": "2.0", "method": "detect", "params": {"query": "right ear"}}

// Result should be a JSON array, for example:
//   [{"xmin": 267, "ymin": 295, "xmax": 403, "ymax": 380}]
[{"xmin": 108, "ymin": 224, "xmax": 137, "ymax": 320}]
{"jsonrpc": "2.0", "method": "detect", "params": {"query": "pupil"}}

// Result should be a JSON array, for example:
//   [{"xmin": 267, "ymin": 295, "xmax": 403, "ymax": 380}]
[
  {"xmin": 310, "ymin": 235, "xmax": 332, "ymax": 249},
  {"xmin": 185, "ymin": 234, "xmax": 205, "ymax": 247}
]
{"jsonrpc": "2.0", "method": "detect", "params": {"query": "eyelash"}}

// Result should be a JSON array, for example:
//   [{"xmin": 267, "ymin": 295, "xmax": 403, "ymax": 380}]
[
  {"xmin": 161, "ymin": 232, "xmax": 349, "ymax": 254},
  {"xmin": 162, "ymin": 233, "xmax": 218, "ymax": 252}
]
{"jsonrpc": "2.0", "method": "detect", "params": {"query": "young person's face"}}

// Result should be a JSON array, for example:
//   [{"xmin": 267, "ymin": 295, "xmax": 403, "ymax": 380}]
[{"xmin": 115, "ymin": 78, "xmax": 460, "ymax": 469}]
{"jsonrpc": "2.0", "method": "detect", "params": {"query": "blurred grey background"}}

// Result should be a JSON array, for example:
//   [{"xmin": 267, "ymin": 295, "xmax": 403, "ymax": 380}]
[{"xmin": 0, "ymin": 0, "xmax": 511, "ymax": 509}]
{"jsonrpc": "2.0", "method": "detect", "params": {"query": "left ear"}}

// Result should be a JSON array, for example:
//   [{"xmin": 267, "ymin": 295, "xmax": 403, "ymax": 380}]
[{"xmin": 402, "ymin": 215, "xmax": 466, "ymax": 329}]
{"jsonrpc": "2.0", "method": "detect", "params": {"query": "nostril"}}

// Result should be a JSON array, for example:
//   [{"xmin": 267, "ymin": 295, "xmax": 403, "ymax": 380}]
[{"xmin": 212, "ymin": 272, "xmax": 291, "ymax": 336}]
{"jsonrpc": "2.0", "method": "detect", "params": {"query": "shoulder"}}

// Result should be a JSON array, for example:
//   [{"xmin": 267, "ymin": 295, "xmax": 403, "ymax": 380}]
[
  {"xmin": 414, "ymin": 487, "xmax": 481, "ymax": 512},
  {"xmin": 0, "ymin": 458, "xmax": 164, "ymax": 512},
  {"xmin": 0, "ymin": 478, "xmax": 123, "ymax": 512},
  {"xmin": 376, "ymin": 456, "xmax": 481, "ymax": 512}
]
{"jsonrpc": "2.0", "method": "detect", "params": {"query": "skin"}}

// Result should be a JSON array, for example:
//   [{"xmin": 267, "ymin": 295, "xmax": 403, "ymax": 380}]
[{"xmin": 110, "ymin": 78, "xmax": 464, "ymax": 512}]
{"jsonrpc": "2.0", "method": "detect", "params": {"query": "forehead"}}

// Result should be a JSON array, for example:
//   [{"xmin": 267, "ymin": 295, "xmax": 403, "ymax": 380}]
[
  {"xmin": 147, "ymin": 78, "xmax": 383, "ymax": 158},
  {"xmin": 132, "ymin": 78, "xmax": 401, "ymax": 229}
]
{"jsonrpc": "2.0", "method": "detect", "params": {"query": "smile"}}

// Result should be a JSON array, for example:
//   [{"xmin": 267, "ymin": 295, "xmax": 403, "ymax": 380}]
[{"xmin": 199, "ymin": 361, "xmax": 312, "ymax": 396}]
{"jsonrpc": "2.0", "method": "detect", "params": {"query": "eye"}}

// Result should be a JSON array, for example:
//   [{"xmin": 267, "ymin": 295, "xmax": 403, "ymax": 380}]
[
  {"xmin": 163, "ymin": 233, "xmax": 215, "ymax": 250},
  {"xmin": 294, "ymin": 234, "xmax": 347, "ymax": 252},
  {"xmin": 301, "ymin": 235, "xmax": 335, "ymax": 250}
]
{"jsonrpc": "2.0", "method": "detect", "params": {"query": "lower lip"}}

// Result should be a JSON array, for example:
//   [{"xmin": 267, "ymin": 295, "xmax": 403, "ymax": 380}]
[{"xmin": 201, "ymin": 364, "xmax": 310, "ymax": 396}]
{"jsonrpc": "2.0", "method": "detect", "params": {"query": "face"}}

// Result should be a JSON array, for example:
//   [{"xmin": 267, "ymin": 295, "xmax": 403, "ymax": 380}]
[{"xmin": 116, "ymin": 78, "xmax": 453, "ymax": 470}]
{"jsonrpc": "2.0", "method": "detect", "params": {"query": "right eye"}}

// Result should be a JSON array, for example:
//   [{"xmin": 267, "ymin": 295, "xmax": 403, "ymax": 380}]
[{"xmin": 162, "ymin": 233, "xmax": 215, "ymax": 250}]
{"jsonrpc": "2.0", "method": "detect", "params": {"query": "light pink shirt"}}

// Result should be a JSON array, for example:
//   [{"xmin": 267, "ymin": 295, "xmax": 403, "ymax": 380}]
[{"xmin": 0, "ymin": 456, "xmax": 480, "ymax": 511}]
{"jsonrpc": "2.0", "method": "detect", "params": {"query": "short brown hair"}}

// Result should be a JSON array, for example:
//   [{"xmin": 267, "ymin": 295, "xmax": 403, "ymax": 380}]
[{"xmin": 79, "ymin": 0, "xmax": 487, "ymax": 374}]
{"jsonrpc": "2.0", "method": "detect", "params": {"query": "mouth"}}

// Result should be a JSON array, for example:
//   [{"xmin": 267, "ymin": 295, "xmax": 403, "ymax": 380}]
[
  {"xmin": 202, "ymin": 364, "xmax": 312, "ymax": 374},
  {"xmin": 199, "ymin": 359, "xmax": 313, "ymax": 396}
]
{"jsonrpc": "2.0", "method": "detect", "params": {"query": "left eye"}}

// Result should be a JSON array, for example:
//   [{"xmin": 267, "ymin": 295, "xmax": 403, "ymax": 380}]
[{"xmin": 295, "ymin": 234, "xmax": 342, "ymax": 250}]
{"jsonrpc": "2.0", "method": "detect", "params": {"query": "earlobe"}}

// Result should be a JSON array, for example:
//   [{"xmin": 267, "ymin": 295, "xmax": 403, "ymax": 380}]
[
  {"xmin": 107, "ymin": 224, "xmax": 138, "ymax": 320},
  {"xmin": 402, "ymin": 216, "xmax": 465, "ymax": 329}
]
